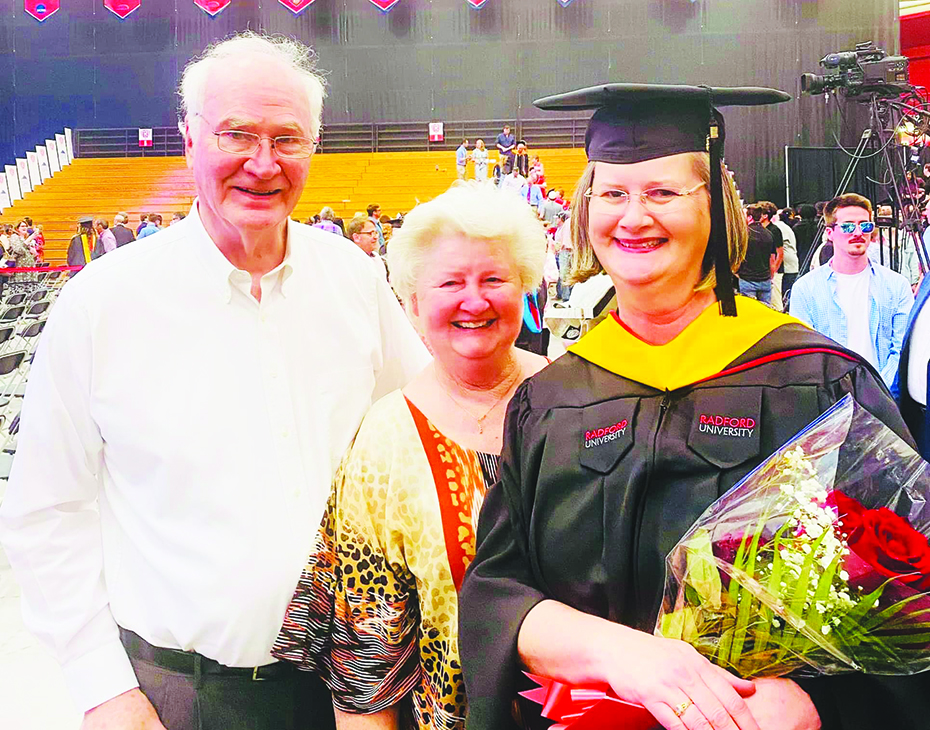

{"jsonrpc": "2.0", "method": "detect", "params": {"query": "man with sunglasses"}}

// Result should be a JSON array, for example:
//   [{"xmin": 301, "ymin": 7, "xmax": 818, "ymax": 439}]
[{"xmin": 790, "ymin": 193, "xmax": 912, "ymax": 386}]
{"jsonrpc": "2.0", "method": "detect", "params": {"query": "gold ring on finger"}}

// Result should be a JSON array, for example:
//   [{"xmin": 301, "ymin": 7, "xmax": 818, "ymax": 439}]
[{"xmin": 672, "ymin": 699, "xmax": 693, "ymax": 718}]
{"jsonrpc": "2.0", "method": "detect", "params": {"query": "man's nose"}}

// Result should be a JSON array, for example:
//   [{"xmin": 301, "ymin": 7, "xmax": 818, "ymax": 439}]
[{"xmin": 243, "ymin": 138, "xmax": 281, "ymax": 177}]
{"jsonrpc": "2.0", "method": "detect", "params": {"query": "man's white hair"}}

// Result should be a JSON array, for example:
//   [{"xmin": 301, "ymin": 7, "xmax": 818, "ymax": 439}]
[{"xmin": 178, "ymin": 31, "xmax": 326, "ymax": 139}]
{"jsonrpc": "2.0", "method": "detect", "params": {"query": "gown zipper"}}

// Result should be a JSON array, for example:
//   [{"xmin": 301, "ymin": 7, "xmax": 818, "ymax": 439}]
[{"xmin": 631, "ymin": 389, "xmax": 672, "ymax": 620}]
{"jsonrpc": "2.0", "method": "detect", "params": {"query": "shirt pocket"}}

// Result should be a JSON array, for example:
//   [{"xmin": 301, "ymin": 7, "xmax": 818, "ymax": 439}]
[
  {"xmin": 686, "ymin": 388, "xmax": 762, "ymax": 469},
  {"xmin": 578, "ymin": 398, "xmax": 638, "ymax": 473}
]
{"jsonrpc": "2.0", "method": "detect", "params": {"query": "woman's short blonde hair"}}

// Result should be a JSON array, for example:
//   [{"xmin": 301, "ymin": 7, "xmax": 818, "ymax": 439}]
[
  {"xmin": 569, "ymin": 153, "xmax": 748, "ymax": 290},
  {"xmin": 388, "ymin": 181, "xmax": 547, "ymax": 303}
]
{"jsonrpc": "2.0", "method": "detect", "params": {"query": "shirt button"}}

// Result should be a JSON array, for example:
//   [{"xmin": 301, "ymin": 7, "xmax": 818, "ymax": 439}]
[{"xmin": 281, "ymin": 429, "xmax": 289, "ymax": 439}]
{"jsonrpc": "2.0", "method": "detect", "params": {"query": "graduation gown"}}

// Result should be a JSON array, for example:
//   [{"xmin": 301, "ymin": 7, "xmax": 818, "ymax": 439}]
[{"xmin": 459, "ymin": 296, "xmax": 929, "ymax": 730}]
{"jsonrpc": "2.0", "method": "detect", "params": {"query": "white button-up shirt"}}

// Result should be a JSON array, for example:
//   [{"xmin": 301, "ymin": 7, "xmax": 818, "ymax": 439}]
[{"xmin": 0, "ymin": 204, "xmax": 430, "ymax": 713}]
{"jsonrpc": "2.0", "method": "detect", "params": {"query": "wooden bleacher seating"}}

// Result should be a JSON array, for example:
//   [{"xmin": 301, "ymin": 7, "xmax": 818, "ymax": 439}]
[{"xmin": 0, "ymin": 149, "xmax": 588, "ymax": 264}]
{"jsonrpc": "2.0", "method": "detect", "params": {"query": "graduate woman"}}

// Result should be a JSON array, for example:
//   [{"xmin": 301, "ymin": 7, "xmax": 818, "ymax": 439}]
[{"xmin": 459, "ymin": 85, "xmax": 928, "ymax": 730}]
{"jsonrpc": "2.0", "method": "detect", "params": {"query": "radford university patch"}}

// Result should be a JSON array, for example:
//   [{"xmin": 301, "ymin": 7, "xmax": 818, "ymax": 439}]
[
  {"xmin": 579, "ymin": 400, "xmax": 637, "ymax": 473},
  {"xmin": 687, "ymin": 389, "xmax": 762, "ymax": 469}
]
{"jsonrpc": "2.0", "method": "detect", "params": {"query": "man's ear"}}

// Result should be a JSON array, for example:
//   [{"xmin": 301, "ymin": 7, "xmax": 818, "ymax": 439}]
[
  {"xmin": 408, "ymin": 292, "xmax": 420, "ymax": 319},
  {"xmin": 182, "ymin": 118, "xmax": 195, "ymax": 169},
  {"xmin": 824, "ymin": 224, "xmax": 834, "ymax": 243}
]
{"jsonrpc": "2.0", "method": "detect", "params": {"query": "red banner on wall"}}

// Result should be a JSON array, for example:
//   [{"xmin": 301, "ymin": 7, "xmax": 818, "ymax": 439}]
[
  {"xmin": 466, "ymin": 0, "xmax": 490, "ymax": 7},
  {"xmin": 104, "ymin": 0, "xmax": 142, "ymax": 18},
  {"xmin": 24, "ymin": 0, "xmax": 60, "ymax": 21},
  {"xmin": 369, "ymin": 0, "xmax": 400, "ymax": 10},
  {"xmin": 557, "ymin": 0, "xmax": 575, "ymax": 5},
  {"xmin": 193, "ymin": 0, "xmax": 230, "ymax": 15},
  {"xmin": 279, "ymin": 0, "xmax": 317, "ymax": 12}
]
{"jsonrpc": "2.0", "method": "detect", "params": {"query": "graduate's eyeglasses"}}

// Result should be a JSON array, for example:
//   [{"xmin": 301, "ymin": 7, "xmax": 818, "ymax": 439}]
[
  {"xmin": 197, "ymin": 114, "xmax": 315, "ymax": 159},
  {"xmin": 584, "ymin": 182, "xmax": 706, "ymax": 213},
  {"xmin": 831, "ymin": 221, "xmax": 875, "ymax": 234}
]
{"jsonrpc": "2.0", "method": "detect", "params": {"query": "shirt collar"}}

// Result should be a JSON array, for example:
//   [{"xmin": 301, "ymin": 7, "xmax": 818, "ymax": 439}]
[
  {"xmin": 188, "ymin": 200, "xmax": 297, "ymax": 304},
  {"xmin": 825, "ymin": 257, "xmax": 875, "ymax": 281}
]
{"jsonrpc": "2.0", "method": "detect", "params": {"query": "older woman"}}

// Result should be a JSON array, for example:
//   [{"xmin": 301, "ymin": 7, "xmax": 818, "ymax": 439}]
[
  {"xmin": 273, "ymin": 182, "xmax": 548, "ymax": 730},
  {"xmin": 460, "ymin": 85, "xmax": 927, "ymax": 730}
]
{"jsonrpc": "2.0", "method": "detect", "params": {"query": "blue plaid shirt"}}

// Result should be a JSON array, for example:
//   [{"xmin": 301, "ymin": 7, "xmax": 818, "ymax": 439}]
[{"xmin": 789, "ymin": 260, "xmax": 913, "ymax": 386}]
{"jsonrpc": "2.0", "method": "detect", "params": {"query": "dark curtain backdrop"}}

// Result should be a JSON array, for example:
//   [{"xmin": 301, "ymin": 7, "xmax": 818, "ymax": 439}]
[{"xmin": 0, "ymin": 0, "xmax": 898, "ymax": 202}]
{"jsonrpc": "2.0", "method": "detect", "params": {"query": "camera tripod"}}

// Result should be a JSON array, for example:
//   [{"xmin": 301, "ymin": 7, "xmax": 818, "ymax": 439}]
[{"xmin": 798, "ymin": 93, "xmax": 930, "ymax": 278}]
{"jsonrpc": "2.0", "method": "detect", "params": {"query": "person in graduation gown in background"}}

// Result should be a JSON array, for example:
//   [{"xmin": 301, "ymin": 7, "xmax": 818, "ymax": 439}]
[{"xmin": 459, "ymin": 84, "xmax": 927, "ymax": 730}]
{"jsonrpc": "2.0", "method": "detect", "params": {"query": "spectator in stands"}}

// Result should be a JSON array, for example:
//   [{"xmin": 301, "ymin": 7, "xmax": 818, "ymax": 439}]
[
  {"xmin": 538, "ymin": 189, "xmax": 563, "ymax": 225},
  {"xmin": 379, "ymin": 214, "xmax": 394, "ymax": 246},
  {"xmin": 136, "ymin": 213, "xmax": 162, "ymax": 239},
  {"xmin": 0, "ymin": 31, "xmax": 429, "ymax": 730},
  {"xmin": 456, "ymin": 138, "xmax": 470, "ymax": 180},
  {"xmin": 111, "ymin": 212, "xmax": 136, "ymax": 247},
  {"xmin": 135, "ymin": 213, "xmax": 149, "ymax": 236},
  {"xmin": 66, "ymin": 215, "xmax": 96, "ymax": 269},
  {"xmin": 514, "ymin": 140, "xmax": 530, "ymax": 178},
  {"xmin": 31, "ymin": 224, "xmax": 45, "ymax": 260},
  {"xmin": 790, "ymin": 193, "xmax": 912, "ymax": 385},
  {"xmin": 501, "ymin": 166, "xmax": 526, "ymax": 195},
  {"xmin": 496, "ymin": 124, "xmax": 516, "ymax": 174},
  {"xmin": 472, "ymin": 138, "xmax": 489, "ymax": 182},
  {"xmin": 737, "ymin": 204, "xmax": 778, "ymax": 305},
  {"xmin": 530, "ymin": 154, "xmax": 545, "ymax": 189},
  {"xmin": 344, "ymin": 214, "xmax": 379, "ymax": 257},
  {"xmin": 313, "ymin": 206, "xmax": 341, "ymax": 235},
  {"xmin": 94, "ymin": 218, "xmax": 118, "ymax": 256},
  {"xmin": 367, "ymin": 203, "xmax": 386, "ymax": 254},
  {"xmin": 520, "ymin": 171, "xmax": 545, "ymax": 210},
  {"xmin": 5, "ymin": 223, "xmax": 37, "ymax": 273},
  {"xmin": 171, "ymin": 212, "xmax": 186, "ymax": 225},
  {"xmin": 491, "ymin": 156, "xmax": 503, "ymax": 187},
  {"xmin": 554, "ymin": 209, "xmax": 572, "ymax": 301}
]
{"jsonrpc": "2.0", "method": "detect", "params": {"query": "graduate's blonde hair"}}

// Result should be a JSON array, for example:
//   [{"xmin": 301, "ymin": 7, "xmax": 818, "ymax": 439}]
[{"xmin": 568, "ymin": 153, "xmax": 748, "ymax": 290}]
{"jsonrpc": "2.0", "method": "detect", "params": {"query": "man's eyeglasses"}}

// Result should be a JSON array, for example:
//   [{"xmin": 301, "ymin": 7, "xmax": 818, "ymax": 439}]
[
  {"xmin": 214, "ymin": 130, "xmax": 315, "ymax": 159},
  {"xmin": 196, "ymin": 115, "xmax": 315, "ymax": 159},
  {"xmin": 583, "ymin": 182, "xmax": 706, "ymax": 213},
  {"xmin": 358, "ymin": 229, "xmax": 378, "ymax": 237},
  {"xmin": 831, "ymin": 221, "xmax": 876, "ymax": 234}
]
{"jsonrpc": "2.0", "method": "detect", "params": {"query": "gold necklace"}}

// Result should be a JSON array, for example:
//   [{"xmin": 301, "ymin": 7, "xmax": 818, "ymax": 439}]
[{"xmin": 444, "ymin": 371, "xmax": 522, "ymax": 434}]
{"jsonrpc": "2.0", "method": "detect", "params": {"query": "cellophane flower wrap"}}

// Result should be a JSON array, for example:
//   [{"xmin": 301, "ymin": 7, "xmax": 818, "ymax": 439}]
[{"xmin": 656, "ymin": 394, "xmax": 930, "ymax": 679}]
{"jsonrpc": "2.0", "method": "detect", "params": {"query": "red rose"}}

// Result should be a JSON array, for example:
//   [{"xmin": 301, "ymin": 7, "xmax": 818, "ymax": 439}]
[
  {"xmin": 827, "ymin": 490, "xmax": 866, "ymax": 539},
  {"xmin": 846, "ymin": 507, "xmax": 930, "ymax": 592}
]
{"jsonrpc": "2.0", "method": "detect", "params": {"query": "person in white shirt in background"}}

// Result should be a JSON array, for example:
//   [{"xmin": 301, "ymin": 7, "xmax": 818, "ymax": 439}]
[
  {"xmin": 772, "ymin": 206, "xmax": 798, "ymax": 309},
  {"xmin": 0, "ymin": 31, "xmax": 429, "ymax": 730}
]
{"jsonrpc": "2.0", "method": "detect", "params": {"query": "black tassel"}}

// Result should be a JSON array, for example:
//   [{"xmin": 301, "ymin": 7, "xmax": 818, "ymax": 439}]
[{"xmin": 708, "ymin": 117, "xmax": 737, "ymax": 317}]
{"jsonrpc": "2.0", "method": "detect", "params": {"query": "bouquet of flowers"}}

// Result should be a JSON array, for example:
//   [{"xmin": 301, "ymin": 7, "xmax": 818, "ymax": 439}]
[{"xmin": 656, "ymin": 394, "xmax": 930, "ymax": 678}]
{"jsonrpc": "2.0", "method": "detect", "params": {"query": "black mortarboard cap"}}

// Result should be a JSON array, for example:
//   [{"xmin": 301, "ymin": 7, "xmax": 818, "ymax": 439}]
[
  {"xmin": 534, "ymin": 84, "xmax": 790, "ymax": 316},
  {"xmin": 77, "ymin": 215, "xmax": 94, "ymax": 225}
]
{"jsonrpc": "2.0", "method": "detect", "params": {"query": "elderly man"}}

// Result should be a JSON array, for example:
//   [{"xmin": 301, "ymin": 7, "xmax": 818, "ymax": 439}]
[
  {"xmin": 111, "ymin": 212, "xmax": 136, "ymax": 247},
  {"xmin": 93, "ymin": 217, "xmax": 118, "ymax": 256},
  {"xmin": 0, "ymin": 32, "xmax": 429, "ymax": 730}
]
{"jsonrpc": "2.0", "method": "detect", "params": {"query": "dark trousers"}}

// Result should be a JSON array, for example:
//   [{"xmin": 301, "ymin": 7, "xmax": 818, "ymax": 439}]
[{"xmin": 121, "ymin": 629, "xmax": 335, "ymax": 730}]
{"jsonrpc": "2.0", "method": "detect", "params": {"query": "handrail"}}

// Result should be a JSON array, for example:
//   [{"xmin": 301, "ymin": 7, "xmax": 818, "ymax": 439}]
[{"xmin": 73, "ymin": 118, "xmax": 590, "ymax": 158}]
